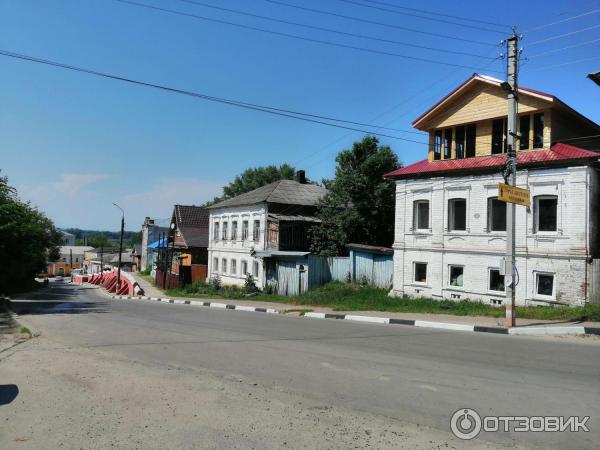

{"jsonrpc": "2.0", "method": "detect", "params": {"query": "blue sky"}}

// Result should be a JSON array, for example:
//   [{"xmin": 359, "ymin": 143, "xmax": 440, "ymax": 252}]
[{"xmin": 1, "ymin": 0, "xmax": 599, "ymax": 230}]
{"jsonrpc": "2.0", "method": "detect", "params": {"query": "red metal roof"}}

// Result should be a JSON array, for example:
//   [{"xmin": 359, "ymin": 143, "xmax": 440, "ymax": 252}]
[{"xmin": 384, "ymin": 144, "xmax": 599, "ymax": 179}]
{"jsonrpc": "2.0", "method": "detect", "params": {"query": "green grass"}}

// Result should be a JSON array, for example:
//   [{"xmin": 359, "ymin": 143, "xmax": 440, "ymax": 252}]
[
  {"xmin": 167, "ymin": 280, "xmax": 600, "ymax": 322},
  {"xmin": 19, "ymin": 326, "xmax": 32, "ymax": 338}
]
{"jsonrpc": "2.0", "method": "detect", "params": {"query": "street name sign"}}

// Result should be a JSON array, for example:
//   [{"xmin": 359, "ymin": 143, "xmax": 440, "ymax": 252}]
[{"xmin": 498, "ymin": 183, "xmax": 530, "ymax": 207}]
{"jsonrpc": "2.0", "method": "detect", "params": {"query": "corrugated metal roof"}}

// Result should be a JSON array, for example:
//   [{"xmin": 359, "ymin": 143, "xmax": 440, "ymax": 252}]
[
  {"xmin": 268, "ymin": 213, "xmax": 321, "ymax": 223},
  {"xmin": 346, "ymin": 243, "xmax": 393, "ymax": 254},
  {"xmin": 384, "ymin": 144, "xmax": 599, "ymax": 179},
  {"xmin": 207, "ymin": 180, "xmax": 327, "ymax": 209}
]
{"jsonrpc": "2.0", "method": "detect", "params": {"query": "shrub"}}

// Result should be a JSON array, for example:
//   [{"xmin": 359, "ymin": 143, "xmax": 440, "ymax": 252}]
[
  {"xmin": 209, "ymin": 275, "xmax": 222, "ymax": 291},
  {"xmin": 244, "ymin": 274, "xmax": 259, "ymax": 294}
]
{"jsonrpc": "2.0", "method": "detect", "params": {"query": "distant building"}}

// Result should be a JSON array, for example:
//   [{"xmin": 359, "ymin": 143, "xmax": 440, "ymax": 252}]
[
  {"xmin": 59, "ymin": 230, "xmax": 76, "ymax": 246},
  {"xmin": 48, "ymin": 246, "xmax": 94, "ymax": 276},
  {"xmin": 140, "ymin": 217, "xmax": 169, "ymax": 272}
]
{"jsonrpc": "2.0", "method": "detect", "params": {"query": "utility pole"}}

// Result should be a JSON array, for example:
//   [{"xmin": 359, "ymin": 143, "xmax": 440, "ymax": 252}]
[
  {"xmin": 100, "ymin": 245, "xmax": 104, "ymax": 277},
  {"xmin": 113, "ymin": 203, "xmax": 125, "ymax": 293},
  {"xmin": 504, "ymin": 30, "xmax": 520, "ymax": 328},
  {"xmin": 69, "ymin": 248, "xmax": 73, "ymax": 280}
]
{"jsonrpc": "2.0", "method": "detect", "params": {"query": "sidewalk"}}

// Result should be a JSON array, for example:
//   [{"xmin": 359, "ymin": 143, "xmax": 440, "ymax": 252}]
[{"xmin": 126, "ymin": 273, "xmax": 600, "ymax": 334}]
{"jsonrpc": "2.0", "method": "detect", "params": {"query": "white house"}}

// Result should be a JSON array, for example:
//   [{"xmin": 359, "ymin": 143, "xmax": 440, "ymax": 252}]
[
  {"xmin": 385, "ymin": 74, "xmax": 600, "ymax": 307},
  {"xmin": 207, "ymin": 172, "xmax": 327, "ymax": 289}
]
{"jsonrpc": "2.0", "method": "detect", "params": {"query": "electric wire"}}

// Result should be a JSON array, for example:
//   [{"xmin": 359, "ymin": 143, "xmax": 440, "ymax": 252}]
[
  {"xmin": 527, "ymin": 23, "xmax": 600, "ymax": 46},
  {"xmin": 169, "ymin": 0, "xmax": 494, "ymax": 59},
  {"xmin": 523, "ymin": 7, "xmax": 600, "ymax": 33},
  {"xmin": 526, "ymin": 37, "xmax": 600, "ymax": 58},
  {"xmin": 526, "ymin": 55, "xmax": 600, "ymax": 71},
  {"xmin": 118, "ymin": 0, "xmax": 501, "ymax": 71}
]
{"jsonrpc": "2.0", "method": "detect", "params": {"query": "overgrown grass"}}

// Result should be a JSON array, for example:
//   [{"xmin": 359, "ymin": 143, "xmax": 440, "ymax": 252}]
[{"xmin": 168, "ymin": 281, "xmax": 600, "ymax": 322}]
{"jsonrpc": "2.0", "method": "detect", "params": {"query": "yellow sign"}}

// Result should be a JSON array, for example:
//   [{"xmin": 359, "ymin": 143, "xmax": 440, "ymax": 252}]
[{"xmin": 498, "ymin": 183, "xmax": 530, "ymax": 207}]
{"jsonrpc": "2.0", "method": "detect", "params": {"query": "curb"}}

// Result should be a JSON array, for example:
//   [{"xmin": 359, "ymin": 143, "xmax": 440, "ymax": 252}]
[
  {"xmin": 111, "ymin": 295, "xmax": 278, "ymax": 315},
  {"xmin": 304, "ymin": 312, "xmax": 599, "ymax": 336},
  {"xmin": 108, "ymin": 292, "xmax": 599, "ymax": 338}
]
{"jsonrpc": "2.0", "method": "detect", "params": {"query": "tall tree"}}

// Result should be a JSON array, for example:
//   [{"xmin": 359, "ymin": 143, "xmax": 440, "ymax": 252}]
[
  {"xmin": 208, "ymin": 164, "xmax": 296, "ymax": 205},
  {"xmin": 310, "ymin": 136, "xmax": 401, "ymax": 256},
  {"xmin": 0, "ymin": 175, "xmax": 62, "ymax": 293}
]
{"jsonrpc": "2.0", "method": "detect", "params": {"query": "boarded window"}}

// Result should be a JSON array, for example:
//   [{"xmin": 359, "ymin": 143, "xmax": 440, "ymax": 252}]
[
  {"xmin": 448, "ymin": 198, "xmax": 467, "ymax": 231},
  {"xmin": 533, "ymin": 113, "xmax": 544, "ymax": 148},
  {"xmin": 535, "ymin": 196, "xmax": 557, "ymax": 232},
  {"xmin": 489, "ymin": 269, "xmax": 505, "ymax": 292},
  {"xmin": 455, "ymin": 126, "xmax": 465, "ymax": 159},
  {"xmin": 443, "ymin": 128, "xmax": 452, "ymax": 159},
  {"xmin": 433, "ymin": 130, "xmax": 442, "ymax": 160},
  {"xmin": 488, "ymin": 198, "xmax": 507, "ymax": 231},
  {"xmin": 449, "ymin": 265, "xmax": 464, "ymax": 287},
  {"xmin": 413, "ymin": 200, "xmax": 429, "ymax": 230},
  {"xmin": 519, "ymin": 115, "xmax": 530, "ymax": 150},
  {"xmin": 536, "ymin": 273, "xmax": 554, "ymax": 297},
  {"xmin": 414, "ymin": 262, "xmax": 427, "ymax": 283},
  {"xmin": 465, "ymin": 124, "xmax": 476, "ymax": 158}
]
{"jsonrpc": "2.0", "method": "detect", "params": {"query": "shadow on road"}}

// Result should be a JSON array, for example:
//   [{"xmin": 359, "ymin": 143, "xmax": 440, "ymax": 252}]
[{"xmin": 0, "ymin": 384, "xmax": 19, "ymax": 406}]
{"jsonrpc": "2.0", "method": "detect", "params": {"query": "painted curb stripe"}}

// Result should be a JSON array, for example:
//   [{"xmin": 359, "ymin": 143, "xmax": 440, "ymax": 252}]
[
  {"xmin": 585, "ymin": 327, "xmax": 600, "ymax": 335},
  {"xmin": 389, "ymin": 318, "xmax": 416, "ymax": 326},
  {"xmin": 235, "ymin": 305, "xmax": 258, "ymax": 312},
  {"xmin": 345, "ymin": 315, "xmax": 390, "ymax": 324},
  {"xmin": 305, "ymin": 312, "xmax": 326, "ymax": 319},
  {"xmin": 414, "ymin": 320, "xmax": 474, "ymax": 332},
  {"xmin": 325, "ymin": 313, "xmax": 346, "ymax": 319},
  {"xmin": 508, "ymin": 326, "xmax": 586, "ymax": 335},
  {"xmin": 474, "ymin": 325, "xmax": 508, "ymax": 334}
]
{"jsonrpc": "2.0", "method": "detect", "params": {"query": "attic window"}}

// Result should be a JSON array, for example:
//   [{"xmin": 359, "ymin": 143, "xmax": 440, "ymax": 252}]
[
  {"xmin": 443, "ymin": 129, "xmax": 452, "ymax": 159},
  {"xmin": 433, "ymin": 130, "xmax": 442, "ymax": 160},
  {"xmin": 491, "ymin": 118, "xmax": 506, "ymax": 154},
  {"xmin": 455, "ymin": 126, "xmax": 465, "ymax": 159},
  {"xmin": 465, "ymin": 124, "xmax": 476, "ymax": 158},
  {"xmin": 533, "ymin": 113, "xmax": 544, "ymax": 148},
  {"xmin": 519, "ymin": 115, "xmax": 530, "ymax": 150}
]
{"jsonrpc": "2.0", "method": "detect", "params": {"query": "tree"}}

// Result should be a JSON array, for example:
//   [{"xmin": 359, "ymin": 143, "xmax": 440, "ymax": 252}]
[
  {"xmin": 0, "ymin": 174, "xmax": 63, "ymax": 293},
  {"xmin": 310, "ymin": 136, "xmax": 401, "ymax": 256},
  {"xmin": 208, "ymin": 164, "xmax": 296, "ymax": 205},
  {"xmin": 87, "ymin": 234, "xmax": 111, "ymax": 249}
]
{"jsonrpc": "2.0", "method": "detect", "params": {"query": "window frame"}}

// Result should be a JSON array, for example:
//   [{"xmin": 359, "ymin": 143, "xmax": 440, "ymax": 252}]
[
  {"xmin": 413, "ymin": 200, "xmax": 430, "ymax": 231},
  {"xmin": 448, "ymin": 265, "xmax": 464, "ymax": 288},
  {"xmin": 433, "ymin": 130, "xmax": 442, "ymax": 160},
  {"xmin": 241, "ymin": 260, "xmax": 248, "ymax": 275},
  {"xmin": 519, "ymin": 114, "xmax": 531, "ymax": 150},
  {"xmin": 465, "ymin": 123, "xmax": 476, "ymax": 158},
  {"xmin": 443, "ymin": 128, "xmax": 453, "ymax": 160},
  {"xmin": 252, "ymin": 261, "xmax": 259, "ymax": 278},
  {"xmin": 222, "ymin": 221, "xmax": 228, "ymax": 240},
  {"xmin": 454, "ymin": 126, "xmax": 465, "ymax": 159},
  {"xmin": 491, "ymin": 118, "xmax": 506, "ymax": 154},
  {"xmin": 231, "ymin": 259, "xmax": 237, "ymax": 275},
  {"xmin": 213, "ymin": 222, "xmax": 220, "ymax": 241},
  {"xmin": 413, "ymin": 262, "xmax": 427, "ymax": 284},
  {"xmin": 534, "ymin": 271, "xmax": 555, "ymax": 299},
  {"xmin": 448, "ymin": 198, "xmax": 467, "ymax": 232},
  {"xmin": 533, "ymin": 113, "xmax": 544, "ymax": 149},
  {"xmin": 221, "ymin": 258, "xmax": 227, "ymax": 274},
  {"xmin": 488, "ymin": 268, "xmax": 505, "ymax": 293},
  {"xmin": 487, "ymin": 197, "xmax": 507, "ymax": 232},
  {"xmin": 242, "ymin": 220, "xmax": 249, "ymax": 240},
  {"xmin": 253, "ymin": 219, "xmax": 261, "ymax": 242},
  {"xmin": 534, "ymin": 195, "xmax": 558, "ymax": 233},
  {"xmin": 213, "ymin": 257, "xmax": 219, "ymax": 273},
  {"xmin": 231, "ymin": 220, "xmax": 238, "ymax": 241}
]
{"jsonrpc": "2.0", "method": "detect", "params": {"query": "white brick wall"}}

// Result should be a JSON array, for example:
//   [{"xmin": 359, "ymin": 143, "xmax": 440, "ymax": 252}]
[{"xmin": 392, "ymin": 165, "xmax": 597, "ymax": 306}]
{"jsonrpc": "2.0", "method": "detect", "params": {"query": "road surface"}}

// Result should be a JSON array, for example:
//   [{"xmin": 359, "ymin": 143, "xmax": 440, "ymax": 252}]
[{"xmin": 1, "ymin": 281, "xmax": 598, "ymax": 449}]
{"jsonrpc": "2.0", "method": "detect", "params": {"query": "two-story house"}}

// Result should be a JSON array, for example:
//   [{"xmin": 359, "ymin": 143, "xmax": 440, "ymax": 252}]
[
  {"xmin": 385, "ymin": 74, "xmax": 600, "ymax": 307},
  {"xmin": 207, "ymin": 172, "xmax": 327, "ymax": 289}
]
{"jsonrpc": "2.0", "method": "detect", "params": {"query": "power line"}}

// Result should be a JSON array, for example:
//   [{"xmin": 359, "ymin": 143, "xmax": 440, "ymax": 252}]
[
  {"xmin": 332, "ymin": 0, "xmax": 507, "ymax": 34},
  {"xmin": 118, "ymin": 0, "xmax": 501, "ymax": 72},
  {"xmin": 0, "ymin": 49, "xmax": 431, "ymax": 144},
  {"xmin": 262, "ymin": 0, "xmax": 496, "ymax": 46},
  {"xmin": 169, "ymin": 0, "xmax": 495, "ymax": 59},
  {"xmin": 524, "ymin": 7, "xmax": 600, "ymax": 33},
  {"xmin": 527, "ymin": 23, "xmax": 600, "ymax": 46},
  {"xmin": 357, "ymin": 0, "xmax": 510, "ymax": 28},
  {"xmin": 526, "ymin": 55, "xmax": 600, "ymax": 71},
  {"xmin": 526, "ymin": 37, "xmax": 600, "ymax": 58}
]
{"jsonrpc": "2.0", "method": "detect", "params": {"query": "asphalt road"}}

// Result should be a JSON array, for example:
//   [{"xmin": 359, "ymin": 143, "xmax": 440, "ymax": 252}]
[{"xmin": 2, "ymin": 281, "xmax": 599, "ymax": 449}]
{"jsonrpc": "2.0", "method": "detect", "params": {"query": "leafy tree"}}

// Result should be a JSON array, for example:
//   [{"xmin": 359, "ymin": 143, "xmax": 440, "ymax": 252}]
[
  {"xmin": 87, "ymin": 234, "xmax": 111, "ymax": 249},
  {"xmin": 310, "ymin": 136, "xmax": 401, "ymax": 256},
  {"xmin": 0, "ymin": 175, "xmax": 62, "ymax": 293},
  {"xmin": 208, "ymin": 164, "xmax": 296, "ymax": 205}
]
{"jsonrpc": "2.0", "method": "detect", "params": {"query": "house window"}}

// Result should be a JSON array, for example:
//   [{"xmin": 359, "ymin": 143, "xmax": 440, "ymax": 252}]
[
  {"xmin": 253, "ymin": 219, "xmax": 261, "ymax": 241},
  {"xmin": 448, "ymin": 198, "xmax": 467, "ymax": 231},
  {"xmin": 242, "ymin": 220, "xmax": 249, "ymax": 240},
  {"xmin": 231, "ymin": 259, "xmax": 237, "ymax": 275},
  {"xmin": 433, "ymin": 130, "xmax": 442, "ymax": 160},
  {"xmin": 443, "ymin": 128, "xmax": 452, "ymax": 159},
  {"xmin": 535, "ymin": 272, "xmax": 554, "ymax": 297},
  {"xmin": 489, "ymin": 269, "xmax": 505, "ymax": 292},
  {"xmin": 413, "ymin": 200, "xmax": 430, "ymax": 230},
  {"xmin": 231, "ymin": 221, "xmax": 238, "ymax": 240},
  {"xmin": 222, "ymin": 258, "xmax": 227, "ymax": 274},
  {"xmin": 535, "ymin": 195, "xmax": 558, "ymax": 232},
  {"xmin": 62, "ymin": 258, "xmax": 66, "ymax": 262},
  {"xmin": 449, "ymin": 265, "xmax": 464, "ymax": 287},
  {"xmin": 454, "ymin": 126, "xmax": 465, "ymax": 159},
  {"xmin": 252, "ymin": 261, "xmax": 259, "ymax": 278},
  {"xmin": 414, "ymin": 262, "xmax": 427, "ymax": 283},
  {"xmin": 222, "ymin": 222, "xmax": 228, "ymax": 240},
  {"xmin": 241, "ymin": 260, "xmax": 248, "ymax": 275},
  {"xmin": 533, "ymin": 113, "xmax": 544, "ymax": 148},
  {"xmin": 213, "ymin": 222, "xmax": 220, "ymax": 241},
  {"xmin": 488, "ymin": 197, "xmax": 507, "ymax": 232},
  {"xmin": 465, "ymin": 124, "xmax": 476, "ymax": 158},
  {"xmin": 75, "ymin": 257, "xmax": 79, "ymax": 263},
  {"xmin": 213, "ymin": 257, "xmax": 218, "ymax": 273},
  {"xmin": 491, "ymin": 118, "xmax": 506, "ymax": 154},
  {"xmin": 519, "ymin": 115, "xmax": 530, "ymax": 150}
]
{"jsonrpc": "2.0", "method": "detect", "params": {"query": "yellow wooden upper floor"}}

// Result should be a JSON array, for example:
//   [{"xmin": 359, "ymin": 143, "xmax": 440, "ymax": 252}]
[{"xmin": 413, "ymin": 74, "xmax": 600, "ymax": 162}]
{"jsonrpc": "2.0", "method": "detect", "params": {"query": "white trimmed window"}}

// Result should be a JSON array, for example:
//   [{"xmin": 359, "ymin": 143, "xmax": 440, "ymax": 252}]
[
  {"xmin": 414, "ymin": 262, "xmax": 427, "ymax": 283},
  {"xmin": 222, "ymin": 222, "xmax": 228, "ymax": 240},
  {"xmin": 448, "ymin": 198, "xmax": 467, "ymax": 231},
  {"xmin": 488, "ymin": 197, "xmax": 507, "ymax": 232},
  {"xmin": 231, "ymin": 259, "xmax": 237, "ymax": 275},
  {"xmin": 213, "ymin": 257, "xmax": 218, "ymax": 273},
  {"xmin": 231, "ymin": 221, "xmax": 238, "ymax": 240},
  {"xmin": 449, "ymin": 265, "xmax": 464, "ymax": 287},
  {"xmin": 222, "ymin": 258, "xmax": 227, "ymax": 274},
  {"xmin": 253, "ymin": 219, "xmax": 261, "ymax": 241},
  {"xmin": 534, "ymin": 195, "xmax": 558, "ymax": 232},
  {"xmin": 489, "ymin": 269, "xmax": 505, "ymax": 292},
  {"xmin": 413, "ymin": 200, "xmax": 430, "ymax": 230},
  {"xmin": 242, "ymin": 220, "xmax": 249, "ymax": 240},
  {"xmin": 252, "ymin": 261, "xmax": 259, "ymax": 278},
  {"xmin": 241, "ymin": 260, "xmax": 248, "ymax": 275},
  {"xmin": 535, "ymin": 272, "xmax": 555, "ymax": 298},
  {"xmin": 213, "ymin": 222, "xmax": 220, "ymax": 241}
]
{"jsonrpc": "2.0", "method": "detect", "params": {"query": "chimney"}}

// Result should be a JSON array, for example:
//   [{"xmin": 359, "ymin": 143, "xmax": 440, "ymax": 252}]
[{"xmin": 295, "ymin": 170, "xmax": 306, "ymax": 184}]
